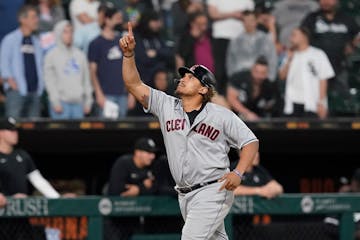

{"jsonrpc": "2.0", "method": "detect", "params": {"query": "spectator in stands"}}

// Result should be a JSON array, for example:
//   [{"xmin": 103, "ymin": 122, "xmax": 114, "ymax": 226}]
[
  {"xmin": 226, "ymin": 10, "xmax": 277, "ymax": 82},
  {"xmin": 88, "ymin": 7, "xmax": 128, "ymax": 118},
  {"xmin": 35, "ymin": 0, "xmax": 65, "ymax": 33},
  {"xmin": 279, "ymin": 27, "xmax": 334, "ymax": 119},
  {"xmin": 44, "ymin": 20, "xmax": 93, "ymax": 119},
  {"xmin": 234, "ymin": 152, "xmax": 283, "ymax": 198},
  {"xmin": 153, "ymin": 68, "xmax": 174, "ymax": 95},
  {"xmin": 69, "ymin": 0, "xmax": 99, "ymax": 31},
  {"xmin": 134, "ymin": 10, "xmax": 173, "ymax": 85},
  {"xmin": 175, "ymin": 11, "xmax": 214, "ymax": 73},
  {"xmin": 301, "ymin": 0, "xmax": 360, "ymax": 94},
  {"xmin": 122, "ymin": 0, "xmax": 145, "ymax": 30},
  {"xmin": 128, "ymin": 68, "xmax": 177, "ymax": 116},
  {"xmin": 30, "ymin": 0, "xmax": 65, "ymax": 52},
  {"xmin": 273, "ymin": 0, "xmax": 319, "ymax": 48},
  {"xmin": 207, "ymin": 0, "xmax": 254, "ymax": 94},
  {"xmin": 74, "ymin": 2, "xmax": 109, "ymax": 54},
  {"xmin": 0, "ymin": 5, "xmax": 45, "ymax": 118},
  {"xmin": 255, "ymin": 0, "xmax": 277, "ymax": 44},
  {"xmin": 227, "ymin": 57, "xmax": 280, "ymax": 121},
  {"xmin": 171, "ymin": 0, "xmax": 204, "ymax": 43},
  {"xmin": 108, "ymin": 137, "xmax": 158, "ymax": 196},
  {"xmin": 158, "ymin": 0, "xmax": 178, "ymax": 40}
]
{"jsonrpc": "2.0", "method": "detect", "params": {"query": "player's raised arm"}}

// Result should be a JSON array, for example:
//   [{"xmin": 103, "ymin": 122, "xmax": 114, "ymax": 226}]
[{"xmin": 119, "ymin": 22, "xmax": 150, "ymax": 108}]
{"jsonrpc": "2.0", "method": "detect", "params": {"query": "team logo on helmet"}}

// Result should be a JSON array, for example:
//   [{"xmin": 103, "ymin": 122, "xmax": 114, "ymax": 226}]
[{"xmin": 190, "ymin": 65, "xmax": 200, "ymax": 71}]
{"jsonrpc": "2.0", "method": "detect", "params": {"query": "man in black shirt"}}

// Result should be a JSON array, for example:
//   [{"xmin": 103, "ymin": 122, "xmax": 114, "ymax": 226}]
[
  {"xmin": 0, "ymin": 117, "xmax": 60, "ymax": 198},
  {"xmin": 233, "ymin": 152, "xmax": 283, "ymax": 226},
  {"xmin": 227, "ymin": 57, "xmax": 280, "ymax": 121},
  {"xmin": 108, "ymin": 137, "xmax": 158, "ymax": 196},
  {"xmin": 0, "ymin": 117, "xmax": 60, "ymax": 240},
  {"xmin": 105, "ymin": 137, "xmax": 159, "ymax": 240},
  {"xmin": 301, "ymin": 0, "xmax": 360, "ymax": 93},
  {"xmin": 233, "ymin": 152, "xmax": 283, "ymax": 199}
]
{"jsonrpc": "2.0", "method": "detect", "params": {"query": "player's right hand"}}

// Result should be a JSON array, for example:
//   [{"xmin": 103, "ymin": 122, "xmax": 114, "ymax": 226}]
[{"xmin": 119, "ymin": 22, "xmax": 136, "ymax": 57}]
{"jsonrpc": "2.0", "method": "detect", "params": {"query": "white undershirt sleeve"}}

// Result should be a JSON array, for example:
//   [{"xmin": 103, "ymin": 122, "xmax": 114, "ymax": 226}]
[{"xmin": 27, "ymin": 170, "xmax": 60, "ymax": 198}]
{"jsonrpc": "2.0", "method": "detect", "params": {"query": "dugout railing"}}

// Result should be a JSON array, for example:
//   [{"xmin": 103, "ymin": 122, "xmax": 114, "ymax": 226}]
[{"xmin": 0, "ymin": 193, "xmax": 359, "ymax": 240}]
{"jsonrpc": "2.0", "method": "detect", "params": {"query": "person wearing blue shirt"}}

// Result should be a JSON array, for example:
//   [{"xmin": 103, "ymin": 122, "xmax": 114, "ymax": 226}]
[
  {"xmin": 88, "ymin": 6, "xmax": 128, "ymax": 118},
  {"xmin": 0, "ymin": 5, "xmax": 45, "ymax": 118}
]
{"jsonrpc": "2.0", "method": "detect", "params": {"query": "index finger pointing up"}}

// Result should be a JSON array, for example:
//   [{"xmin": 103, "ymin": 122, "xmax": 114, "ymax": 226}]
[{"xmin": 128, "ymin": 22, "xmax": 133, "ymax": 36}]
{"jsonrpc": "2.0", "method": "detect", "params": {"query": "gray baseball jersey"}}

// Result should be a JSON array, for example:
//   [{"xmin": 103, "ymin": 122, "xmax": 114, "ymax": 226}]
[{"xmin": 145, "ymin": 87, "xmax": 258, "ymax": 187}]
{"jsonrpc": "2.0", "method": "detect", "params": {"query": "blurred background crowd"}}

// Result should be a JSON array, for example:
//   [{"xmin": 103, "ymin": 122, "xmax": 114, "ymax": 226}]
[{"xmin": 1, "ymin": 0, "xmax": 360, "ymax": 121}]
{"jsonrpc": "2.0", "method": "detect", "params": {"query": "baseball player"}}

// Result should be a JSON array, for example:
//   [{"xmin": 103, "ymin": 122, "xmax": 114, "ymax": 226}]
[{"xmin": 119, "ymin": 22, "xmax": 259, "ymax": 240}]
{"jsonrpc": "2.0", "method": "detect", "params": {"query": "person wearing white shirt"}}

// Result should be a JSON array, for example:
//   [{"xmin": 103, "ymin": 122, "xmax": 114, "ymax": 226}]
[
  {"xmin": 207, "ymin": 0, "xmax": 254, "ymax": 95},
  {"xmin": 279, "ymin": 27, "xmax": 335, "ymax": 119},
  {"xmin": 70, "ymin": 0, "xmax": 100, "ymax": 31}
]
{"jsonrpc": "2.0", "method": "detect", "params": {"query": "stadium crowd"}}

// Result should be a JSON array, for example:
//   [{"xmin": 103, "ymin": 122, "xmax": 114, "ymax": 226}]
[{"xmin": 0, "ymin": 0, "xmax": 359, "ymax": 120}]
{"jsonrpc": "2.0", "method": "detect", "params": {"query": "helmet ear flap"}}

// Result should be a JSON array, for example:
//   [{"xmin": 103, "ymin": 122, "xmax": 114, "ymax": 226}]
[
  {"xmin": 201, "ymin": 73, "xmax": 214, "ymax": 88},
  {"xmin": 202, "ymin": 75, "xmax": 209, "ymax": 86}
]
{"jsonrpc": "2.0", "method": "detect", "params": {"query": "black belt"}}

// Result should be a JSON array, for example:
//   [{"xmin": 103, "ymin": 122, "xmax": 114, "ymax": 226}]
[{"xmin": 175, "ymin": 179, "xmax": 218, "ymax": 194}]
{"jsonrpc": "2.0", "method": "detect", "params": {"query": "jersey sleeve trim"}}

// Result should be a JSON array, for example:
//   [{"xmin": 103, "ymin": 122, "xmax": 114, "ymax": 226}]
[
  {"xmin": 143, "ymin": 86, "xmax": 153, "ymax": 113},
  {"xmin": 240, "ymin": 138, "xmax": 259, "ymax": 149}
]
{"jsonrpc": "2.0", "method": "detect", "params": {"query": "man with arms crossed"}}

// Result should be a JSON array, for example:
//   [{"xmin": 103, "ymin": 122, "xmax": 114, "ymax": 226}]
[{"xmin": 120, "ymin": 22, "xmax": 259, "ymax": 240}]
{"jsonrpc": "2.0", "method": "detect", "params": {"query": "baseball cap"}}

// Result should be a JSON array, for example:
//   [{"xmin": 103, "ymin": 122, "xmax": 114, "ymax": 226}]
[
  {"xmin": 134, "ymin": 137, "xmax": 158, "ymax": 153},
  {"xmin": 178, "ymin": 65, "xmax": 216, "ymax": 88},
  {"xmin": 0, "ymin": 117, "xmax": 17, "ymax": 130},
  {"xmin": 255, "ymin": 0, "xmax": 274, "ymax": 13}
]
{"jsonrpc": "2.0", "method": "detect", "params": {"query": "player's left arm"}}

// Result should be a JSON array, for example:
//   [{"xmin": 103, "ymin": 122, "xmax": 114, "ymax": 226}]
[
  {"xmin": 22, "ymin": 150, "xmax": 60, "ymax": 198},
  {"xmin": 27, "ymin": 170, "xmax": 61, "ymax": 198},
  {"xmin": 220, "ymin": 112, "xmax": 259, "ymax": 191},
  {"xmin": 220, "ymin": 142, "xmax": 258, "ymax": 191}
]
